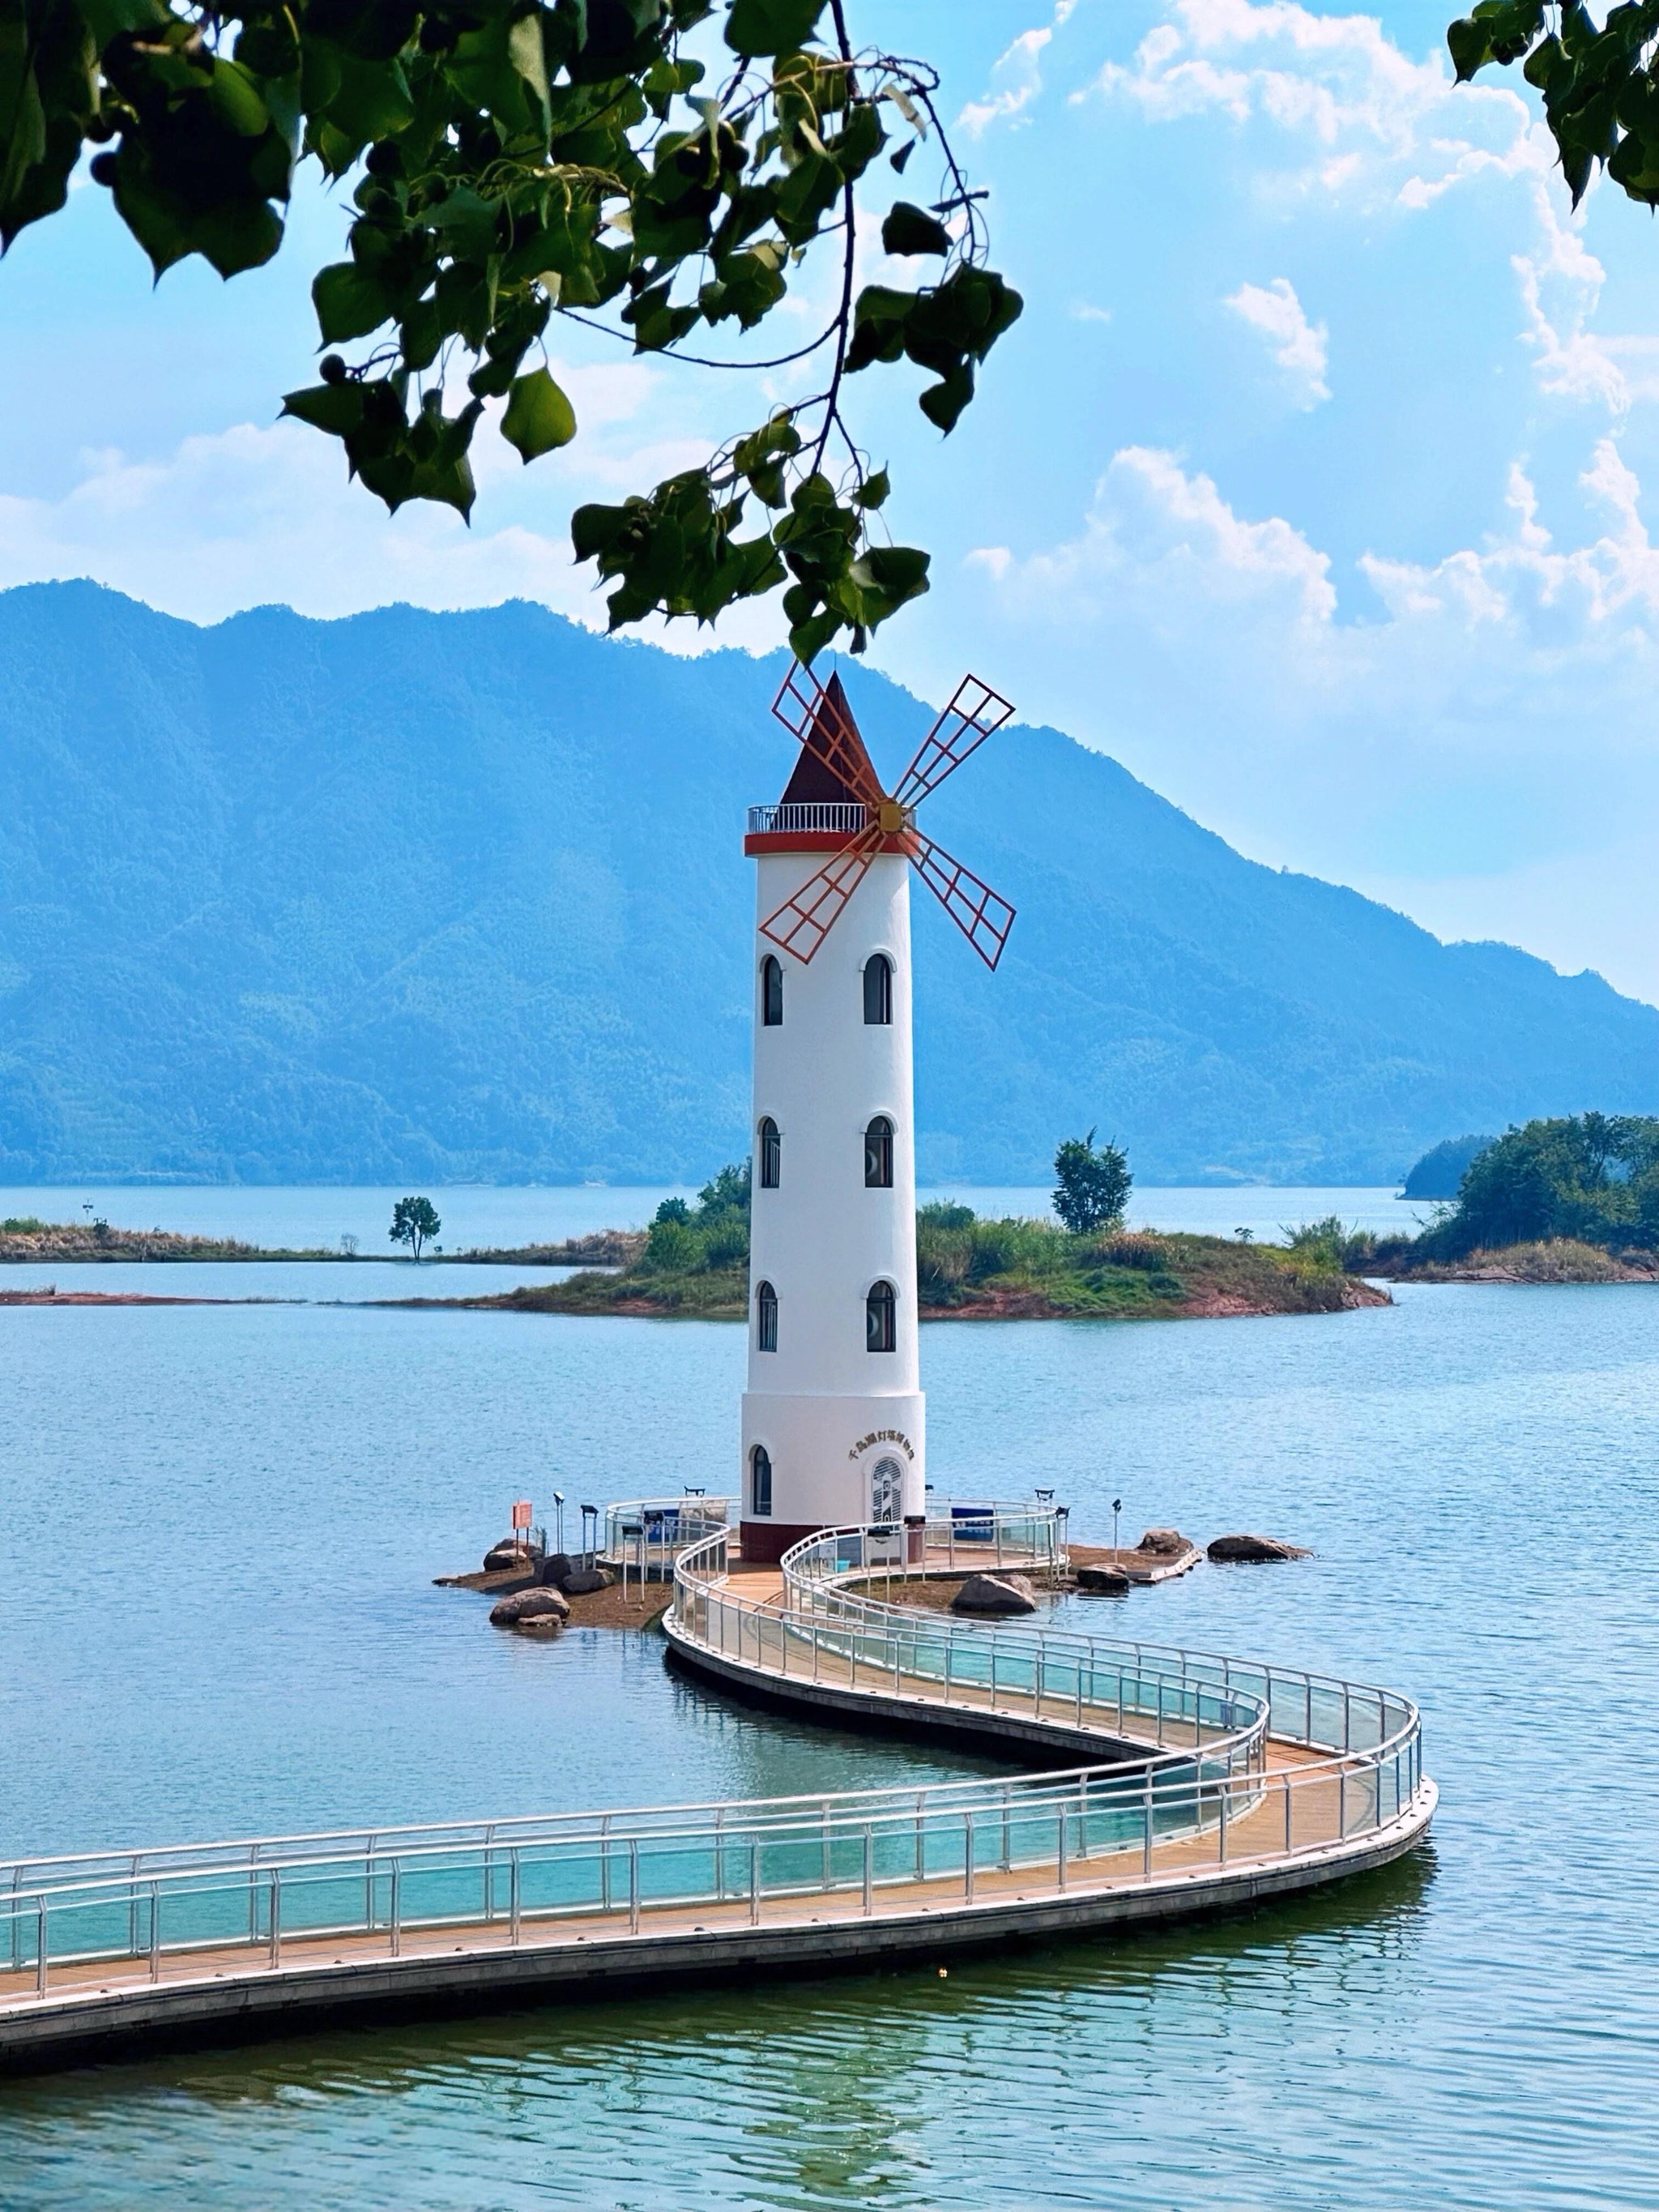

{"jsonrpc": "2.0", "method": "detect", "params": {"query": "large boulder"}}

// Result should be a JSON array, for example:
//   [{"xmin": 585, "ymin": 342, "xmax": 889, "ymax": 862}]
[
  {"xmin": 951, "ymin": 1573, "xmax": 1038, "ymax": 1616},
  {"xmin": 539, "ymin": 1552, "xmax": 576, "ymax": 1588},
  {"xmin": 559, "ymin": 1566, "xmax": 613, "ymax": 1596},
  {"xmin": 489, "ymin": 1586, "xmax": 569, "ymax": 1627},
  {"xmin": 1206, "ymin": 1533, "xmax": 1311, "ymax": 1564},
  {"xmin": 484, "ymin": 1539, "xmax": 541, "ymax": 1573},
  {"xmin": 1136, "ymin": 1528, "xmax": 1192, "ymax": 1557},
  {"xmin": 1076, "ymin": 1563, "xmax": 1131, "ymax": 1595}
]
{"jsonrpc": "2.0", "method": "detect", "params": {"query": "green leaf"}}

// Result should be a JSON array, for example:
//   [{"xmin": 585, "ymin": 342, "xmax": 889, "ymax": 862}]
[
  {"xmin": 855, "ymin": 468, "xmax": 889, "ymax": 510},
  {"xmin": 281, "ymin": 382, "xmax": 367, "ymax": 434},
  {"xmin": 919, "ymin": 361, "xmax": 974, "ymax": 433},
  {"xmin": 313, "ymin": 260, "xmax": 394, "ymax": 342},
  {"xmin": 501, "ymin": 368, "xmax": 577, "ymax": 462},
  {"xmin": 724, "ymin": 0, "xmax": 825, "ymax": 57},
  {"xmin": 881, "ymin": 201, "xmax": 950, "ymax": 256}
]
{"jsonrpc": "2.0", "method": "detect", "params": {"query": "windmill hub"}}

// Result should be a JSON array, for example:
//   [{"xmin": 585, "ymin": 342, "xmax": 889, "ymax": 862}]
[{"xmin": 737, "ymin": 664, "xmax": 1017, "ymax": 1567}]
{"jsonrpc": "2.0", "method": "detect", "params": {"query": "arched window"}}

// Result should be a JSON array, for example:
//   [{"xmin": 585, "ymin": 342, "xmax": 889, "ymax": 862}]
[
  {"xmin": 761, "ymin": 954, "xmax": 783, "ymax": 1027},
  {"xmin": 863, "ymin": 953, "xmax": 892, "ymax": 1026},
  {"xmin": 758, "ymin": 1116, "xmax": 781, "ymax": 1189},
  {"xmin": 756, "ymin": 1279, "xmax": 778, "ymax": 1353},
  {"xmin": 866, "ymin": 1279, "xmax": 897, "ymax": 1353},
  {"xmin": 750, "ymin": 1444, "xmax": 773, "ymax": 1517},
  {"xmin": 864, "ymin": 1115, "xmax": 893, "ymax": 1189}
]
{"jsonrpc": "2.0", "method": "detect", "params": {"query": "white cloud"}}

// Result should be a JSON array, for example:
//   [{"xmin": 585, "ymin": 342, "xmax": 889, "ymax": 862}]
[
  {"xmin": 957, "ymin": 1, "xmax": 1078, "ymax": 135},
  {"xmin": 0, "ymin": 399, "xmax": 788, "ymax": 656},
  {"xmin": 1224, "ymin": 275, "xmax": 1329, "ymax": 404},
  {"xmin": 956, "ymin": 439, "xmax": 1659, "ymax": 997},
  {"xmin": 1068, "ymin": 301, "xmax": 1113, "ymax": 324},
  {"xmin": 1082, "ymin": 0, "xmax": 1544, "ymax": 211}
]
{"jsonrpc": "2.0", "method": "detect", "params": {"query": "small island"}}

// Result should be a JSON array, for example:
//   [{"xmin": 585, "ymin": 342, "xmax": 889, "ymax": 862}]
[{"xmin": 392, "ymin": 1168, "xmax": 1389, "ymax": 1324}]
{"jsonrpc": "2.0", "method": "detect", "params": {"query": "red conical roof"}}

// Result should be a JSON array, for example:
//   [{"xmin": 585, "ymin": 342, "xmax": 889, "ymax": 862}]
[{"xmin": 778, "ymin": 672, "xmax": 879, "ymax": 805}]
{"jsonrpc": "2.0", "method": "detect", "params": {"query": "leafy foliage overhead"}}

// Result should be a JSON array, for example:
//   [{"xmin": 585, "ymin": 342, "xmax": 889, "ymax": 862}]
[
  {"xmin": 1448, "ymin": 2, "xmax": 1659, "ymax": 208},
  {"xmin": 0, "ymin": 0, "xmax": 1020, "ymax": 663}
]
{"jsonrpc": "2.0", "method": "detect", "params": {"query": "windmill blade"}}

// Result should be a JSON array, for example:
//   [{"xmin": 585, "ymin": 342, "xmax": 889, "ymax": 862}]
[
  {"xmin": 911, "ymin": 833, "xmax": 1017, "ymax": 971},
  {"xmin": 770, "ymin": 662, "xmax": 883, "ymax": 810},
  {"xmin": 759, "ymin": 825, "xmax": 884, "ymax": 964},
  {"xmin": 893, "ymin": 674, "xmax": 1015, "ymax": 810}
]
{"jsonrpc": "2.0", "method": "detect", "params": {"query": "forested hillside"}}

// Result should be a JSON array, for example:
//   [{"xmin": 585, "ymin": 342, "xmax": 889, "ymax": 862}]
[{"xmin": 0, "ymin": 581, "xmax": 1653, "ymax": 1185}]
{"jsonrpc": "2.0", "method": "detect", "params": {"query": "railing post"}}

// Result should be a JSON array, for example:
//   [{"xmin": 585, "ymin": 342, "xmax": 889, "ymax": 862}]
[
  {"xmin": 862, "ymin": 1828, "xmax": 873, "ymax": 1915},
  {"xmin": 390, "ymin": 1863, "xmax": 401, "ymax": 1956},
  {"xmin": 964, "ymin": 1814, "xmax": 975, "ymax": 1904},
  {"xmin": 1338, "ymin": 1768, "xmax": 1347, "ymax": 1842},
  {"xmin": 150, "ymin": 1881, "xmax": 161, "ymax": 1982},
  {"xmin": 750, "ymin": 1843, "xmax": 761, "ymax": 1928},
  {"xmin": 629, "ymin": 1838, "xmax": 641, "ymax": 1934},
  {"xmin": 269, "ymin": 1870, "xmax": 281, "ymax": 1970},
  {"xmin": 36, "ymin": 1898, "xmax": 47, "ymax": 1997},
  {"xmin": 1219, "ymin": 1784, "xmax": 1229, "ymax": 1867},
  {"xmin": 1143, "ymin": 1773, "xmax": 1154, "ymax": 1879},
  {"xmin": 1156, "ymin": 1676, "xmax": 1166, "ymax": 1745},
  {"xmin": 1000, "ymin": 1784, "xmax": 1013, "ymax": 1872},
  {"xmin": 1057, "ymin": 1807, "xmax": 1068, "ymax": 1892},
  {"xmin": 915, "ymin": 1793, "xmax": 926, "ymax": 1881},
  {"xmin": 1284, "ymin": 1773, "xmax": 1292, "ymax": 1854},
  {"xmin": 510, "ymin": 1850, "xmax": 522, "ymax": 1945}
]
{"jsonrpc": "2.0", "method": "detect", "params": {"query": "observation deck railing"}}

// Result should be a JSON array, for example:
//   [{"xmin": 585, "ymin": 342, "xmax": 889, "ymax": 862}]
[
  {"xmin": 746, "ymin": 802, "xmax": 868, "ymax": 836},
  {"xmin": 0, "ymin": 1508, "xmax": 1427, "ymax": 2013},
  {"xmin": 601, "ymin": 1495, "xmax": 731, "ymax": 1578}
]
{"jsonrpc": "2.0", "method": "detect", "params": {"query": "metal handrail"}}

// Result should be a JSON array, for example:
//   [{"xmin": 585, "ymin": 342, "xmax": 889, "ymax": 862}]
[
  {"xmin": 746, "ymin": 802, "xmax": 867, "ymax": 835},
  {"xmin": 0, "ymin": 1503, "xmax": 1430, "ymax": 2009}
]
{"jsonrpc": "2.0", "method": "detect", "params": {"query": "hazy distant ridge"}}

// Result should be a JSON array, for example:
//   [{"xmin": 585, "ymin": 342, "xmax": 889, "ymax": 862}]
[{"xmin": 0, "ymin": 580, "xmax": 1653, "ymax": 1185}]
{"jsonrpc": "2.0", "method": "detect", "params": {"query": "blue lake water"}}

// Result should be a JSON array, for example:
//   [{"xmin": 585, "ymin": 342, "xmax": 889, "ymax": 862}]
[{"xmin": 1, "ymin": 1260, "xmax": 1655, "ymax": 2209}]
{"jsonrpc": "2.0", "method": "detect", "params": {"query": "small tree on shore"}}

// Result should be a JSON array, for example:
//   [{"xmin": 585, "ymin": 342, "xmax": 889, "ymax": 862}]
[
  {"xmin": 1052, "ymin": 1131, "xmax": 1132, "ymax": 1235},
  {"xmin": 390, "ymin": 1195, "xmax": 441, "ymax": 1262}
]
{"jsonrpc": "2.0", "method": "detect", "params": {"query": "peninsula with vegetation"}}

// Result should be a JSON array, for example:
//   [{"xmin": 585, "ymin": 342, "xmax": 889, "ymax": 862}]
[{"xmin": 408, "ymin": 1146, "xmax": 1389, "ymax": 1325}]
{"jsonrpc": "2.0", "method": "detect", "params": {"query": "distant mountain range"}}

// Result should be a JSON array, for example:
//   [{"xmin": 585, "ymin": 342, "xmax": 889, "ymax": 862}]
[{"xmin": 1, "ymin": 579, "xmax": 1653, "ymax": 1186}]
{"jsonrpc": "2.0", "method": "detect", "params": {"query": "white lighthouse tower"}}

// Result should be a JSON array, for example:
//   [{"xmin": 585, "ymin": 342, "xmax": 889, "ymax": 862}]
[{"xmin": 738, "ymin": 668, "xmax": 1016, "ymax": 1565}]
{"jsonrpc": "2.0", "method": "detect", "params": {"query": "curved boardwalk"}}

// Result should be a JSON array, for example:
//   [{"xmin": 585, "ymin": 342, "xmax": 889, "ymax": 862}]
[{"xmin": 0, "ymin": 1510, "xmax": 1434, "ymax": 2073}]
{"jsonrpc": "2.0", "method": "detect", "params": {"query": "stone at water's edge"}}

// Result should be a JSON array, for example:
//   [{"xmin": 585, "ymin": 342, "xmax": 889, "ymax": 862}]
[
  {"xmin": 490, "ymin": 1586, "xmax": 569, "ymax": 1626},
  {"xmin": 1076, "ymin": 1564, "xmax": 1132, "ymax": 1594},
  {"xmin": 951, "ymin": 1573, "xmax": 1038, "ymax": 1616},
  {"xmin": 1136, "ymin": 1528, "xmax": 1192, "ymax": 1557},
  {"xmin": 484, "ymin": 1539, "xmax": 542, "ymax": 1573},
  {"xmin": 1207, "ymin": 1533, "xmax": 1311, "ymax": 1563},
  {"xmin": 559, "ymin": 1566, "xmax": 613, "ymax": 1595},
  {"xmin": 539, "ymin": 1552, "xmax": 576, "ymax": 1587}
]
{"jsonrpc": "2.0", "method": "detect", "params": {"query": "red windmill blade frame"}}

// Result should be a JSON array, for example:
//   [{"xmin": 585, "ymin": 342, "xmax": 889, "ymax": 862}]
[
  {"xmin": 893, "ymin": 674, "xmax": 1015, "ymax": 811},
  {"xmin": 911, "ymin": 834, "xmax": 1016, "ymax": 971},
  {"xmin": 759, "ymin": 823, "xmax": 885, "ymax": 964},
  {"xmin": 761, "ymin": 660, "xmax": 1017, "ymax": 971}
]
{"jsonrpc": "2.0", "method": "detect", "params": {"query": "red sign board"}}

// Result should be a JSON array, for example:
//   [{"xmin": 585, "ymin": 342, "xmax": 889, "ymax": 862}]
[{"xmin": 511, "ymin": 1499, "xmax": 532, "ymax": 1531}]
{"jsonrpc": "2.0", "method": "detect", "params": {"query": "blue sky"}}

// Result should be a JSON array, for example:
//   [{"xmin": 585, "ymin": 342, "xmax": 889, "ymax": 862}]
[{"xmin": 3, "ymin": 1, "xmax": 1658, "ymax": 1004}]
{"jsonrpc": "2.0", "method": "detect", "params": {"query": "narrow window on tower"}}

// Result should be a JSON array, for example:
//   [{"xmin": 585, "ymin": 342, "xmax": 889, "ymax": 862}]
[
  {"xmin": 759, "ymin": 1117, "xmax": 781, "ymax": 1189},
  {"xmin": 863, "ymin": 953, "xmax": 892, "ymax": 1026},
  {"xmin": 866, "ymin": 1279, "xmax": 897, "ymax": 1353},
  {"xmin": 761, "ymin": 954, "xmax": 783, "ymax": 1027},
  {"xmin": 757, "ymin": 1279, "xmax": 778, "ymax": 1352},
  {"xmin": 864, "ymin": 1115, "xmax": 893, "ymax": 1189},
  {"xmin": 750, "ymin": 1444, "xmax": 773, "ymax": 1516}
]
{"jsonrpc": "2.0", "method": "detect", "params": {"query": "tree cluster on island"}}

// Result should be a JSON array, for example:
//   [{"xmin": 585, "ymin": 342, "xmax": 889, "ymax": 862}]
[
  {"xmin": 1291, "ymin": 1115, "xmax": 1659, "ymax": 1280},
  {"xmin": 470, "ymin": 1134, "xmax": 1386, "ymax": 1322}
]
